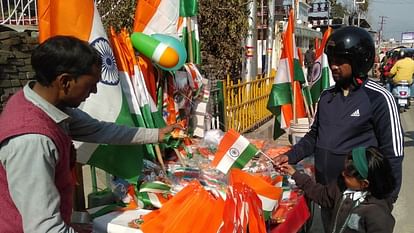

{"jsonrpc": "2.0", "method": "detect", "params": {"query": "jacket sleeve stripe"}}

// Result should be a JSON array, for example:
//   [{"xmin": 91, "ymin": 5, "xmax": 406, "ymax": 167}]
[{"xmin": 365, "ymin": 81, "xmax": 404, "ymax": 157}]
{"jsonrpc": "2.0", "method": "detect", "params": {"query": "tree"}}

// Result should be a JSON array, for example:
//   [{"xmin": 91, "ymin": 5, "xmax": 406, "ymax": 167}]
[
  {"xmin": 198, "ymin": 0, "xmax": 249, "ymax": 80},
  {"xmin": 328, "ymin": 0, "xmax": 370, "ymax": 20},
  {"xmin": 97, "ymin": 0, "xmax": 136, "ymax": 32}
]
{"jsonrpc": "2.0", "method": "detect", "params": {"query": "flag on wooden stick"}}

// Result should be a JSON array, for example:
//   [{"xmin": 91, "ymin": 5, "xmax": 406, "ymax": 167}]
[{"xmin": 211, "ymin": 129, "xmax": 258, "ymax": 174}]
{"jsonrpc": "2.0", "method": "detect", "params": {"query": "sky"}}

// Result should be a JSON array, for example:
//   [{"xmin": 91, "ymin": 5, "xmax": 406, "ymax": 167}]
[{"xmin": 367, "ymin": 0, "xmax": 414, "ymax": 41}]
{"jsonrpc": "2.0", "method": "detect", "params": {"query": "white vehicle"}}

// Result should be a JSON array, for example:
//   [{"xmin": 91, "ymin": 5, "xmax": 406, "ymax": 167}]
[{"xmin": 392, "ymin": 80, "xmax": 411, "ymax": 113}]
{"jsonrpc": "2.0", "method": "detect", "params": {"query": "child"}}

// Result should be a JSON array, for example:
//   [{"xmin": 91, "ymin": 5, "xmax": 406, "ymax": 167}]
[{"xmin": 279, "ymin": 147, "xmax": 395, "ymax": 233}]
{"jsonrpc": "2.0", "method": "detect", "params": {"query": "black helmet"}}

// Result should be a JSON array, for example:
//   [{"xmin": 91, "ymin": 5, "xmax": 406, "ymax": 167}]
[
  {"xmin": 399, "ymin": 49, "xmax": 407, "ymax": 59},
  {"xmin": 325, "ymin": 26, "xmax": 375, "ymax": 77}
]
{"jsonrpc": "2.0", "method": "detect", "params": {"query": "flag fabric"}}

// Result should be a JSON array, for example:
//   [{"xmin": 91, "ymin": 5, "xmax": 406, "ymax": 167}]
[
  {"xmin": 179, "ymin": 0, "xmax": 198, "ymax": 17},
  {"xmin": 110, "ymin": 28, "xmax": 158, "ymax": 161},
  {"xmin": 133, "ymin": 0, "xmax": 180, "ymax": 36},
  {"xmin": 211, "ymin": 129, "xmax": 258, "ymax": 174},
  {"xmin": 230, "ymin": 169, "xmax": 283, "ymax": 220},
  {"xmin": 137, "ymin": 56, "xmax": 158, "ymax": 105},
  {"xmin": 309, "ymin": 27, "xmax": 334, "ymax": 104},
  {"xmin": 293, "ymin": 38, "xmax": 305, "ymax": 83},
  {"xmin": 182, "ymin": 63, "xmax": 206, "ymax": 137},
  {"xmin": 162, "ymin": 73, "xmax": 180, "ymax": 124},
  {"xmin": 267, "ymin": 9, "xmax": 307, "ymax": 139},
  {"xmin": 178, "ymin": 16, "xmax": 201, "ymax": 64},
  {"xmin": 133, "ymin": 0, "xmax": 176, "ymax": 129},
  {"xmin": 37, "ymin": 0, "xmax": 148, "ymax": 179},
  {"xmin": 138, "ymin": 181, "xmax": 172, "ymax": 208},
  {"xmin": 178, "ymin": 0, "xmax": 200, "ymax": 64}
]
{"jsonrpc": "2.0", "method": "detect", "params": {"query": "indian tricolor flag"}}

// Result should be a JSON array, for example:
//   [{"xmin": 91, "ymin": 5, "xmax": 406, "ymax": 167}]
[
  {"xmin": 138, "ymin": 181, "xmax": 172, "ymax": 208},
  {"xmin": 211, "ymin": 129, "xmax": 258, "ymax": 174},
  {"xmin": 267, "ymin": 9, "xmax": 307, "ymax": 139},
  {"xmin": 178, "ymin": 17, "xmax": 201, "ymax": 64},
  {"xmin": 38, "ymin": 0, "xmax": 146, "ymax": 179},
  {"xmin": 178, "ymin": 0, "xmax": 200, "ymax": 64},
  {"xmin": 230, "ymin": 169, "xmax": 283, "ymax": 220},
  {"xmin": 133, "ymin": 0, "xmax": 178, "ymax": 128},
  {"xmin": 310, "ymin": 27, "xmax": 334, "ymax": 103},
  {"xmin": 110, "ymin": 28, "xmax": 158, "ymax": 161},
  {"xmin": 133, "ymin": 0, "xmax": 180, "ymax": 36}
]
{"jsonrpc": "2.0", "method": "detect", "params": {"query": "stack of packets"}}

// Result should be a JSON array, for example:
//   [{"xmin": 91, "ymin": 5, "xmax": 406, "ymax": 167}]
[{"xmin": 107, "ymin": 129, "xmax": 313, "ymax": 232}]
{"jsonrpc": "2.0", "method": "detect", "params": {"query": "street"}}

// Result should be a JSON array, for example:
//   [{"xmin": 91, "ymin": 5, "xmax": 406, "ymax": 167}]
[{"xmin": 393, "ymin": 106, "xmax": 414, "ymax": 232}]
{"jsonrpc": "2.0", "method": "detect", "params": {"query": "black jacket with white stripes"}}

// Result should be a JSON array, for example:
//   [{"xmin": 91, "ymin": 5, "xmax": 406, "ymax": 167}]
[{"xmin": 287, "ymin": 79, "xmax": 404, "ymax": 201}]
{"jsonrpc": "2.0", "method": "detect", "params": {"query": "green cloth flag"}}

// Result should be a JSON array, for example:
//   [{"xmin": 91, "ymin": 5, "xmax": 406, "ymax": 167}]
[{"xmin": 179, "ymin": 0, "xmax": 198, "ymax": 17}]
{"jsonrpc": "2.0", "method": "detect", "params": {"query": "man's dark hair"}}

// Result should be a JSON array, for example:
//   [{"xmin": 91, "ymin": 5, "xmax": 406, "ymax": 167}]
[{"xmin": 31, "ymin": 35, "xmax": 102, "ymax": 86}]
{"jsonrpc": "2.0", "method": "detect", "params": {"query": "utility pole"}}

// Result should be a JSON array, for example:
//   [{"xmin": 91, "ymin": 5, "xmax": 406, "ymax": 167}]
[
  {"xmin": 378, "ymin": 16, "xmax": 387, "ymax": 50},
  {"xmin": 244, "ymin": 0, "xmax": 258, "ymax": 83}
]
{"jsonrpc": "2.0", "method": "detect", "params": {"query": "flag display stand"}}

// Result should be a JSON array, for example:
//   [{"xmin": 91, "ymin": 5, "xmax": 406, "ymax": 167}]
[
  {"xmin": 90, "ymin": 133, "xmax": 312, "ymax": 233},
  {"xmin": 288, "ymin": 117, "xmax": 311, "ymax": 145}
]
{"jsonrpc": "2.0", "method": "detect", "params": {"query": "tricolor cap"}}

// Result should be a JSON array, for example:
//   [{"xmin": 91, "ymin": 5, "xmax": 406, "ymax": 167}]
[{"xmin": 131, "ymin": 32, "xmax": 179, "ymax": 69}]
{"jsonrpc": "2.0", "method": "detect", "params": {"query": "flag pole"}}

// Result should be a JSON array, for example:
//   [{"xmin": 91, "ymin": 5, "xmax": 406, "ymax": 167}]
[
  {"xmin": 258, "ymin": 150, "xmax": 277, "ymax": 165},
  {"xmin": 291, "ymin": 7, "xmax": 297, "ymax": 124},
  {"xmin": 186, "ymin": 17, "xmax": 194, "ymax": 63},
  {"xmin": 302, "ymin": 75, "xmax": 315, "ymax": 118},
  {"xmin": 155, "ymin": 145, "xmax": 167, "ymax": 173},
  {"xmin": 293, "ymin": 81, "xmax": 297, "ymax": 124},
  {"xmin": 174, "ymin": 148, "xmax": 187, "ymax": 166}
]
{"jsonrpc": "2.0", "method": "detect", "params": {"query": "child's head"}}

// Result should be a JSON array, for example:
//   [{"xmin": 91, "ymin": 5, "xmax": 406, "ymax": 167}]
[{"xmin": 342, "ymin": 147, "xmax": 395, "ymax": 199}]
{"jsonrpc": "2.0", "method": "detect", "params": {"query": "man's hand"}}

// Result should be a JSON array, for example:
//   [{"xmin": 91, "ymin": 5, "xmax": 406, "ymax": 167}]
[{"xmin": 158, "ymin": 123, "xmax": 185, "ymax": 142}]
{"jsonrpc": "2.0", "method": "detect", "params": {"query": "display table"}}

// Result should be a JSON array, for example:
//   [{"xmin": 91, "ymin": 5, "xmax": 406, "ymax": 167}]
[
  {"xmin": 93, "ymin": 209, "xmax": 151, "ymax": 233},
  {"xmin": 93, "ymin": 196, "xmax": 310, "ymax": 233},
  {"xmin": 271, "ymin": 195, "xmax": 310, "ymax": 233}
]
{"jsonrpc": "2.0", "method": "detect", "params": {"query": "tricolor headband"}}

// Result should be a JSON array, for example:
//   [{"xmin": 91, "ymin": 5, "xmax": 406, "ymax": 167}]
[{"xmin": 352, "ymin": 147, "xmax": 368, "ymax": 179}]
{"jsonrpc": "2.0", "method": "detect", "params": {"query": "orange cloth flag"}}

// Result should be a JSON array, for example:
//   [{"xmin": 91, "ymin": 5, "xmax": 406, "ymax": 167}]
[{"xmin": 229, "ymin": 168, "xmax": 283, "ymax": 219}]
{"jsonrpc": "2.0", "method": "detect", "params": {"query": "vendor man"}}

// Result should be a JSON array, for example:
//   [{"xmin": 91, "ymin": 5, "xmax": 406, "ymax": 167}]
[{"xmin": 0, "ymin": 35, "xmax": 181, "ymax": 232}]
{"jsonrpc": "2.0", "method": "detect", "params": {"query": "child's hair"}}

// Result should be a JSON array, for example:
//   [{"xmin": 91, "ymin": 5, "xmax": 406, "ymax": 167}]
[{"xmin": 344, "ymin": 147, "xmax": 395, "ymax": 199}]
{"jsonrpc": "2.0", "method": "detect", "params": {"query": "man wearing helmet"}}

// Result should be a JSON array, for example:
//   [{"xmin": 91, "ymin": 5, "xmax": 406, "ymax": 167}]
[{"xmin": 274, "ymin": 26, "xmax": 403, "ymax": 232}]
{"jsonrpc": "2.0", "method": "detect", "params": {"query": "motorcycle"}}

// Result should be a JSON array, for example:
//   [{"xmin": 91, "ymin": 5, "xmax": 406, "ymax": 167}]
[{"xmin": 392, "ymin": 80, "xmax": 411, "ymax": 113}]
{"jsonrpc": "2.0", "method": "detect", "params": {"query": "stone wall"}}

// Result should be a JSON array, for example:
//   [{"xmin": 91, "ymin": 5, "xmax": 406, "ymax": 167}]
[{"xmin": 0, "ymin": 30, "xmax": 38, "ymax": 112}]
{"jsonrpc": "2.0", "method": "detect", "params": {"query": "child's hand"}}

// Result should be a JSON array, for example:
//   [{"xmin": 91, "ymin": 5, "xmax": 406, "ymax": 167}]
[{"xmin": 279, "ymin": 164, "xmax": 296, "ymax": 176}]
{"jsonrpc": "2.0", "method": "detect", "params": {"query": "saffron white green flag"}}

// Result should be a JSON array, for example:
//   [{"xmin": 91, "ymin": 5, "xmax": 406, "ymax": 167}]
[
  {"xmin": 133, "ymin": 0, "xmax": 180, "ymax": 36},
  {"xmin": 179, "ymin": 16, "xmax": 201, "ymax": 64},
  {"xmin": 267, "ymin": 9, "xmax": 307, "ymax": 139},
  {"xmin": 211, "ymin": 129, "xmax": 258, "ymax": 174},
  {"xmin": 110, "ymin": 29, "xmax": 158, "ymax": 161},
  {"xmin": 179, "ymin": 0, "xmax": 200, "ymax": 64},
  {"xmin": 138, "ymin": 181, "xmax": 171, "ymax": 208},
  {"xmin": 309, "ymin": 27, "xmax": 335, "ymax": 103},
  {"xmin": 38, "ymin": 0, "xmax": 146, "ymax": 179},
  {"xmin": 230, "ymin": 169, "xmax": 282, "ymax": 220}
]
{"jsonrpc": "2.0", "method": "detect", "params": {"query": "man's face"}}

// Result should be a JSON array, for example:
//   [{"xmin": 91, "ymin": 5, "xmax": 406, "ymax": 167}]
[
  {"xmin": 328, "ymin": 56, "xmax": 353, "ymax": 86},
  {"xmin": 61, "ymin": 65, "xmax": 101, "ymax": 108}
]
